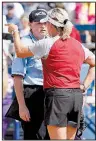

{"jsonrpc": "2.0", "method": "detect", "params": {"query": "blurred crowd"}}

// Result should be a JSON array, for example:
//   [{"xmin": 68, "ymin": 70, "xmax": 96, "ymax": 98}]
[
  {"xmin": 3, "ymin": 2, "xmax": 95, "ymax": 42},
  {"xmin": 3, "ymin": 2, "xmax": 95, "ymax": 25},
  {"xmin": 2, "ymin": 2, "xmax": 95, "ymax": 139},
  {"xmin": 3, "ymin": 2, "xmax": 95, "ymax": 44}
]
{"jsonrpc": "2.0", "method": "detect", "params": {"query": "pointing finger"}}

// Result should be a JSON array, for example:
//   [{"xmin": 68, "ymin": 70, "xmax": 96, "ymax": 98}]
[{"xmin": 5, "ymin": 24, "xmax": 11, "ymax": 26}]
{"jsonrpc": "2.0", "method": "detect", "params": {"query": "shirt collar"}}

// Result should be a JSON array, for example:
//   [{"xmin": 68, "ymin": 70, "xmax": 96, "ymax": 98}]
[{"xmin": 29, "ymin": 31, "xmax": 37, "ymax": 41}]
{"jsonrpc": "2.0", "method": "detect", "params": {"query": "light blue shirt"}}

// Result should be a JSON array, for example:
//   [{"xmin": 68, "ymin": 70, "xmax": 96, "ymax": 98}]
[{"xmin": 12, "ymin": 32, "xmax": 43, "ymax": 85}]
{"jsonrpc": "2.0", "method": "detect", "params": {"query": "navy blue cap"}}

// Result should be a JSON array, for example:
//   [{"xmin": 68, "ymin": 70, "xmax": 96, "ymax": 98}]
[{"xmin": 29, "ymin": 9, "xmax": 48, "ymax": 23}]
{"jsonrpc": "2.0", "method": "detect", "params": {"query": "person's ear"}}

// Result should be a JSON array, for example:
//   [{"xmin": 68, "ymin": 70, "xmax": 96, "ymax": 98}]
[
  {"xmin": 29, "ymin": 22, "xmax": 33, "ymax": 27},
  {"xmin": 29, "ymin": 22, "xmax": 31, "ymax": 27}
]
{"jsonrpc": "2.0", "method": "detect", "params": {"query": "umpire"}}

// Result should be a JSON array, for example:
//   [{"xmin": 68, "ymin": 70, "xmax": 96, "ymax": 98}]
[{"xmin": 5, "ymin": 9, "xmax": 49, "ymax": 140}]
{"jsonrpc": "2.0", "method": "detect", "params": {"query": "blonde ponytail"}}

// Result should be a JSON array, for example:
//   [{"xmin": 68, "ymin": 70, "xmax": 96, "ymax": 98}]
[
  {"xmin": 61, "ymin": 20, "xmax": 73, "ymax": 40},
  {"xmin": 48, "ymin": 8, "xmax": 73, "ymax": 40}
]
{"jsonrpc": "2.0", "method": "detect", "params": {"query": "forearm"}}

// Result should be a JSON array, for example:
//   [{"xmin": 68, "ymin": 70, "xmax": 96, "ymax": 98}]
[
  {"xmin": 13, "ymin": 32, "xmax": 33, "ymax": 58},
  {"xmin": 13, "ymin": 75, "xmax": 26, "ymax": 106},
  {"xmin": 83, "ymin": 66, "xmax": 95, "ymax": 89},
  {"xmin": 13, "ymin": 32, "xmax": 26, "ymax": 56}
]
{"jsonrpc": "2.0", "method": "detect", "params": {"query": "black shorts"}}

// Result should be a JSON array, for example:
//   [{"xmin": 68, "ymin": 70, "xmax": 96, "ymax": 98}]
[{"xmin": 44, "ymin": 88, "xmax": 83, "ymax": 128}]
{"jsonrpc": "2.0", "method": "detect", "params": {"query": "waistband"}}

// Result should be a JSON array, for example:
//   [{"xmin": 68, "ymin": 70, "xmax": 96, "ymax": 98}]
[
  {"xmin": 44, "ymin": 88, "xmax": 83, "ymax": 93},
  {"xmin": 24, "ymin": 85, "xmax": 43, "ymax": 89}
]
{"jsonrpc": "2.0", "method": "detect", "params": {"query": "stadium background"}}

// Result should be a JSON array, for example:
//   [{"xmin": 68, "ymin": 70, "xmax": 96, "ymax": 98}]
[{"xmin": 2, "ymin": 2, "xmax": 95, "ymax": 140}]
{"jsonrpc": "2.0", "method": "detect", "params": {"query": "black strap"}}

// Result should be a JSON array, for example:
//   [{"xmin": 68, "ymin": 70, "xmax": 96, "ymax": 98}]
[{"xmin": 64, "ymin": 19, "xmax": 68, "ymax": 25}]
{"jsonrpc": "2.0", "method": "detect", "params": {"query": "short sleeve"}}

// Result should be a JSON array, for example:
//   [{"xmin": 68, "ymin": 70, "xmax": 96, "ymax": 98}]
[
  {"xmin": 81, "ymin": 44, "xmax": 95, "ymax": 60},
  {"xmin": 11, "ymin": 37, "xmax": 33, "ymax": 77},
  {"xmin": 28, "ymin": 38, "xmax": 53, "ymax": 59},
  {"xmin": 21, "ymin": 37, "xmax": 34, "ymax": 46},
  {"xmin": 12, "ymin": 57, "xmax": 26, "ymax": 77}
]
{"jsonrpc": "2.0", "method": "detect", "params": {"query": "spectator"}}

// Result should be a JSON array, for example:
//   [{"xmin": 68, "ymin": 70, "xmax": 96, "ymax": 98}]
[
  {"xmin": 3, "ymin": 14, "xmax": 9, "ymax": 98},
  {"xmin": 37, "ymin": 3, "xmax": 56, "ymax": 10},
  {"xmin": 23, "ymin": 3, "xmax": 39, "ymax": 16},
  {"xmin": 88, "ymin": 3, "xmax": 95, "ymax": 24},
  {"xmin": 13, "ymin": 3, "xmax": 24, "ymax": 19},
  {"xmin": 3, "ymin": 15, "xmax": 8, "ymax": 33},
  {"xmin": 70, "ymin": 26, "xmax": 82, "ymax": 42},
  {"xmin": 19, "ymin": 14, "xmax": 30, "ymax": 38},
  {"xmin": 6, "ymin": 3, "xmax": 21, "ymax": 30},
  {"xmin": 3, "ymin": 39, "xmax": 13, "ymax": 139},
  {"xmin": 3, "ymin": 48, "xmax": 8, "ymax": 98}
]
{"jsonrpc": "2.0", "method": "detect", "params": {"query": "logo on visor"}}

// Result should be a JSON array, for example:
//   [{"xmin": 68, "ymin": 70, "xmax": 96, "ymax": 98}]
[{"xmin": 35, "ymin": 12, "xmax": 46, "ymax": 16}]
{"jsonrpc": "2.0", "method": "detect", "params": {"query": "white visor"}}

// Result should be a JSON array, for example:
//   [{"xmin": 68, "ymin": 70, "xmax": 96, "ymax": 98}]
[{"xmin": 48, "ymin": 17, "xmax": 64, "ymax": 27}]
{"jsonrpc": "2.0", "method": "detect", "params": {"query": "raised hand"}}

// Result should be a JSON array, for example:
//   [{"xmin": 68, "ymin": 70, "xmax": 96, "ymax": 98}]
[{"xmin": 5, "ymin": 23, "xmax": 18, "ymax": 34}]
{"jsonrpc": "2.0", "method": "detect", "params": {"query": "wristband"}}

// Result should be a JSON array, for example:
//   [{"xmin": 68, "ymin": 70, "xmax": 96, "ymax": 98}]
[{"xmin": 11, "ymin": 29, "xmax": 19, "ymax": 35}]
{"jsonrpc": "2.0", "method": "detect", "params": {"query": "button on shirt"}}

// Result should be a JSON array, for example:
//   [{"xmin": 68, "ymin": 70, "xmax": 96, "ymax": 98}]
[{"xmin": 12, "ymin": 33, "xmax": 43, "ymax": 85}]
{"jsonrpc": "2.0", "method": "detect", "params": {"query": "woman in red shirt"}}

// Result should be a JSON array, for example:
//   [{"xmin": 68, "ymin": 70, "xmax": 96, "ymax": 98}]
[{"xmin": 6, "ymin": 8, "xmax": 95, "ymax": 140}]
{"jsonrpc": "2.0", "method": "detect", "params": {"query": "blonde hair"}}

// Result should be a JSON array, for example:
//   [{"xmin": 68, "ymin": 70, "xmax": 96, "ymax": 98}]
[
  {"xmin": 48, "ymin": 8, "xmax": 73, "ymax": 40},
  {"xmin": 61, "ymin": 20, "xmax": 73, "ymax": 40},
  {"xmin": 20, "ymin": 14, "xmax": 29, "ymax": 22}
]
